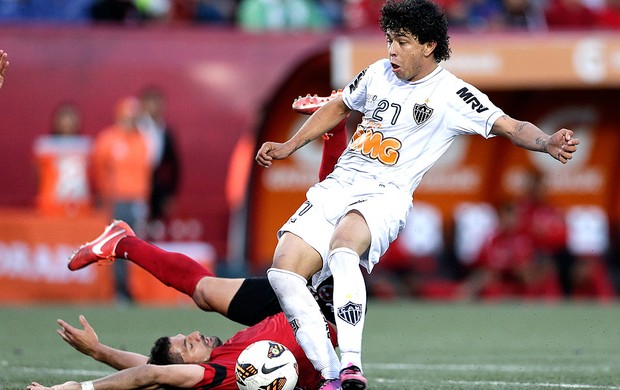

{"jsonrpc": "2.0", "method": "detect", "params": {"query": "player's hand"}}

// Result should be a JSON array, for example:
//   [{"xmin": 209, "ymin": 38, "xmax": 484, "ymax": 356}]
[
  {"xmin": 26, "ymin": 382, "xmax": 50, "ymax": 390},
  {"xmin": 546, "ymin": 128, "xmax": 580, "ymax": 164},
  {"xmin": 255, "ymin": 141, "xmax": 294, "ymax": 168},
  {"xmin": 0, "ymin": 50, "xmax": 9, "ymax": 90},
  {"xmin": 27, "ymin": 381, "xmax": 78, "ymax": 390},
  {"xmin": 57, "ymin": 315, "xmax": 101, "ymax": 358}
]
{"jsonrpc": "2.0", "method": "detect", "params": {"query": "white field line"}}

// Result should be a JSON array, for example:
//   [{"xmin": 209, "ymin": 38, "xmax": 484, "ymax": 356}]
[
  {"xmin": 376, "ymin": 378, "xmax": 620, "ymax": 390},
  {"xmin": 5, "ymin": 366, "xmax": 113, "ymax": 377},
  {"xmin": 6, "ymin": 363, "xmax": 619, "ymax": 390},
  {"xmin": 366, "ymin": 362, "xmax": 615, "ymax": 373}
]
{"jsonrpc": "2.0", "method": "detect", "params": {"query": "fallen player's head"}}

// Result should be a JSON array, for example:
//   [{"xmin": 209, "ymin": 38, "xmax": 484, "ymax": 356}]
[{"xmin": 149, "ymin": 331, "xmax": 223, "ymax": 365}]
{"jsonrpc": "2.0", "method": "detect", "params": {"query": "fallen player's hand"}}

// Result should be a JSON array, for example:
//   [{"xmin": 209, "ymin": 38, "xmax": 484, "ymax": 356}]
[
  {"xmin": 26, "ymin": 382, "xmax": 48, "ymax": 389},
  {"xmin": 57, "ymin": 315, "xmax": 100, "ymax": 358},
  {"xmin": 27, "ymin": 381, "xmax": 79, "ymax": 389}
]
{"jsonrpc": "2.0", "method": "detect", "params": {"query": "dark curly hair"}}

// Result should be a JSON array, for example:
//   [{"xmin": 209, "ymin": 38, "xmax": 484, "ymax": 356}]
[
  {"xmin": 380, "ymin": 0, "xmax": 451, "ymax": 63},
  {"xmin": 148, "ymin": 336, "xmax": 183, "ymax": 365}
]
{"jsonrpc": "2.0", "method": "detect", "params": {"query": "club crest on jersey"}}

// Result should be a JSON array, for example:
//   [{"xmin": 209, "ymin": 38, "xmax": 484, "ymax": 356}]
[
  {"xmin": 337, "ymin": 301, "xmax": 363, "ymax": 326},
  {"xmin": 413, "ymin": 103, "xmax": 433, "ymax": 125}
]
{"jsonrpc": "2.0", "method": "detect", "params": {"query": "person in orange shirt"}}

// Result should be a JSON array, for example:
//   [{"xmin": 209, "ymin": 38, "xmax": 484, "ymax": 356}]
[
  {"xmin": 91, "ymin": 96, "xmax": 151, "ymax": 303},
  {"xmin": 34, "ymin": 102, "xmax": 93, "ymax": 216}
]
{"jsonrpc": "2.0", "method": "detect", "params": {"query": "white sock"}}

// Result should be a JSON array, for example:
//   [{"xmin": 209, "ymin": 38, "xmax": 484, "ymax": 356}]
[
  {"xmin": 328, "ymin": 247, "xmax": 366, "ymax": 371},
  {"xmin": 267, "ymin": 268, "xmax": 340, "ymax": 379}
]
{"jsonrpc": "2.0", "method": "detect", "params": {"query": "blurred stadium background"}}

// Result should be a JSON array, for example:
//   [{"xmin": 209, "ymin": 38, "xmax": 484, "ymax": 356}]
[{"xmin": 1, "ymin": 0, "xmax": 620, "ymax": 307}]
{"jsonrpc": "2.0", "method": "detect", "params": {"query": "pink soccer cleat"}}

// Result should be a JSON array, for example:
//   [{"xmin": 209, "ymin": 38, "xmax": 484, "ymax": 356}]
[
  {"xmin": 292, "ymin": 89, "xmax": 343, "ymax": 115},
  {"xmin": 67, "ymin": 220, "xmax": 135, "ymax": 271},
  {"xmin": 318, "ymin": 377, "xmax": 341, "ymax": 390},
  {"xmin": 340, "ymin": 364, "xmax": 367, "ymax": 390}
]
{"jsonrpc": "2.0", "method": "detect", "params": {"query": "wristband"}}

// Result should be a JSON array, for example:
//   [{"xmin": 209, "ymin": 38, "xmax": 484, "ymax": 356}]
[{"xmin": 80, "ymin": 381, "xmax": 94, "ymax": 390}]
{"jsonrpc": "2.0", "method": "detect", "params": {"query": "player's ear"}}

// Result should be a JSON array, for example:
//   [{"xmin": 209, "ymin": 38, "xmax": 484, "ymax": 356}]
[{"xmin": 424, "ymin": 41, "xmax": 437, "ymax": 58}]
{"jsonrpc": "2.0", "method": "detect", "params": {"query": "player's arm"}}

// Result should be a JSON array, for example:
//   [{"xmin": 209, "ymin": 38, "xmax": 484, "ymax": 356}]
[
  {"xmin": 256, "ymin": 96, "xmax": 351, "ymax": 168},
  {"xmin": 490, "ymin": 115, "xmax": 579, "ymax": 164},
  {"xmin": 57, "ymin": 315, "xmax": 149, "ymax": 370},
  {"xmin": 0, "ymin": 50, "xmax": 8, "ymax": 90},
  {"xmin": 27, "ymin": 363, "xmax": 206, "ymax": 390}
]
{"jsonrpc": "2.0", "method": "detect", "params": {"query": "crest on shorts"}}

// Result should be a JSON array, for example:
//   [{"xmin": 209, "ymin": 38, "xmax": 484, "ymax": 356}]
[
  {"xmin": 337, "ymin": 301, "xmax": 363, "ymax": 326},
  {"xmin": 289, "ymin": 319, "xmax": 300, "ymax": 335},
  {"xmin": 413, "ymin": 103, "xmax": 433, "ymax": 125}
]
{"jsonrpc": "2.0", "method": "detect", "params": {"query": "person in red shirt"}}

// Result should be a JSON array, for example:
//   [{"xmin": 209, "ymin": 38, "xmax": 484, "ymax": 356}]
[
  {"xmin": 544, "ymin": 0, "xmax": 598, "ymax": 29},
  {"xmin": 27, "ymin": 217, "xmax": 338, "ymax": 390},
  {"xmin": 26, "ymin": 312, "xmax": 336, "ymax": 390},
  {"xmin": 458, "ymin": 200, "xmax": 562, "ymax": 300}
]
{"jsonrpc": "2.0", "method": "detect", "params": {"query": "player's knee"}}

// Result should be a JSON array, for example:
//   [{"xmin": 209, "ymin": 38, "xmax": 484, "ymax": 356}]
[
  {"xmin": 267, "ymin": 268, "xmax": 306, "ymax": 286},
  {"xmin": 328, "ymin": 247, "xmax": 361, "ymax": 277}
]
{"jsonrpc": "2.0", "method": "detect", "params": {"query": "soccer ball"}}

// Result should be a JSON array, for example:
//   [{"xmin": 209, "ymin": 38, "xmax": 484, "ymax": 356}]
[{"xmin": 235, "ymin": 340, "xmax": 298, "ymax": 390}]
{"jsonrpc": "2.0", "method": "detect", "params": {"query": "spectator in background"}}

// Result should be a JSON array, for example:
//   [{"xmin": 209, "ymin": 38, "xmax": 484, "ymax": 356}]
[
  {"xmin": 436, "ymin": 0, "xmax": 505, "ymax": 31},
  {"xmin": 0, "ymin": 50, "xmax": 8, "ymax": 90},
  {"xmin": 33, "ymin": 103, "xmax": 93, "ymax": 216},
  {"xmin": 90, "ymin": 0, "xmax": 141, "ymax": 23},
  {"xmin": 236, "ymin": 0, "xmax": 328, "ymax": 30},
  {"xmin": 137, "ymin": 86, "xmax": 181, "ymax": 233},
  {"xmin": 193, "ymin": 0, "xmax": 239, "ymax": 24},
  {"xmin": 457, "ymin": 201, "xmax": 562, "ymax": 300},
  {"xmin": 134, "ymin": 0, "xmax": 173, "ymax": 21},
  {"xmin": 91, "ymin": 96, "xmax": 151, "ymax": 304},
  {"xmin": 544, "ymin": 0, "xmax": 599, "ymax": 29},
  {"xmin": 342, "ymin": 0, "xmax": 383, "ymax": 29},
  {"xmin": 596, "ymin": 0, "xmax": 620, "ymax": 28},
  {"xmin": 500, "ymin": 0, "xmax": 548, "ymax": 30},
  {"xmin": 514, "ymin": 169, "xmax": 573, "ymax": 297}
]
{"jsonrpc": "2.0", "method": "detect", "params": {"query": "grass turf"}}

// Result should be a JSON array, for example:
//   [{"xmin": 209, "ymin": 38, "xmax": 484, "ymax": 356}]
[{"xmin": 1, "ymin": 301, "xmax": 619, "ymax": 389}]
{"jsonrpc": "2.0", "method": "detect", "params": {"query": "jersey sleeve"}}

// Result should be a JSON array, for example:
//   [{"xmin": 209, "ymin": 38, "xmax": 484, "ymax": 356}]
[
  {"xmin": 191, "ymin": 363, "xmax": 228, "ymax": 389},
  {"xmin": 342, "ymin": 60, "xmax": 384, "ymax": 112},
  {"xmin": 448, "ymin": 80, "xmax": 505, "ymax": 139}
]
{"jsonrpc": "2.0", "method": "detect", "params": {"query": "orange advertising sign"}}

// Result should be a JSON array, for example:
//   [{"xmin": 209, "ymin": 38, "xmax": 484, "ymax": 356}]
[
  {"xmin": 0, "ymin": 209, "xmax": 113, "ymax": 303},
  {"xmin": 332, "ymin": 33, "xmax": 620, "ymax": 90}
]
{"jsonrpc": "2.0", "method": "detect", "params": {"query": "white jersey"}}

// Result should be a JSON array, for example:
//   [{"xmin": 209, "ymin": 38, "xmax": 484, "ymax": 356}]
[
  {"xmin": 279, "ymin": 59, "xmax": 508, "ymax": 279},
  {"xmin": 338, "ymin": 59, "xmax": 505, "ymax": 195}
]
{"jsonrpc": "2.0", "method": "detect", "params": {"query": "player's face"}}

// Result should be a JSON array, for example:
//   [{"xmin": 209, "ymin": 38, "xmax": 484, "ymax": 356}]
[
  {"xmin": 169, "ymin": 331, "xmax": 223, "ymax": 364},
  {"xmin": 386, "ymin": 29, "xmax": 436, "ymax": 82}
]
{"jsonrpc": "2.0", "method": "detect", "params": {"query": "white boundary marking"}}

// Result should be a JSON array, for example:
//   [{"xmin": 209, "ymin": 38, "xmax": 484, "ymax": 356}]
[
  {"xmin": 376, "ymin": 378, "xmax": 620, "ymax": 390},
  {"xmin": 9, "ymin": 366, "xmax": 113, "ymax": 377},
  {"xmin": 8, "ymin": 362, "xmax": 619, "ymax": 389},
  {"xmin": 366, "ymin": 362, "xmax": 615, "ymax": 373}
]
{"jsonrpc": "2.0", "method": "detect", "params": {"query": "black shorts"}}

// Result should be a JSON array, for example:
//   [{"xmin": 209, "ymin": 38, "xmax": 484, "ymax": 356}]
[{"xmin": 227, "ymin": 277, "xmax": 335, "ymax": 326}]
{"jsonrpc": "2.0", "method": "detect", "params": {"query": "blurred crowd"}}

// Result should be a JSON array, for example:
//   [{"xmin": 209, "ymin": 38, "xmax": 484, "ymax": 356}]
[
  {"xmin": 33, "ymin": 89, "xmax": 181, "ymax": 303},
  {"xmin": 0, "ymin": 0, "xmax": 619, "ymax": 31},
  {"xmin": 371, "ymin": 169, "xmax": 618, "ymax": 303}
]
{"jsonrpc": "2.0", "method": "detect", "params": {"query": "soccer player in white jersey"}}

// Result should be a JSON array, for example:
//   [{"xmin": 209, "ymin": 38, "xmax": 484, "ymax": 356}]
[{"xmin": 255, "ymin": 0, "xmax": 580, "ymax": 389}]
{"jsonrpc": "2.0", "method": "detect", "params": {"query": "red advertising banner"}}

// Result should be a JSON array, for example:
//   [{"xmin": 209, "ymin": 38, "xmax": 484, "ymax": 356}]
[
  {"xmin": 0, "ymin": 209, "xmax": 113, "ymax": 302},
  {"xmin": 0, "ymin": 209, "xmax": 215, "ymax": 304}
]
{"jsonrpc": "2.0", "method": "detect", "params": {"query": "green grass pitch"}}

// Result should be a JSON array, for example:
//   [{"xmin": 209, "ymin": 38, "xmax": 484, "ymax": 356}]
[{"xmin": 1, "ymin": 301, "xmax": 619, "ymax": 389}]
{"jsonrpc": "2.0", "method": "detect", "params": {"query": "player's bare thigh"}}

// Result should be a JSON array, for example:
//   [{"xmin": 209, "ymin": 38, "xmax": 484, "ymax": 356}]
[
  {"xmin": 193, "ymin": 277, "xmax": 245, "ymax": 314},
  {"xmin": 330, "ymin": 210, "xmax": 371, "ymax": 256},
  {"xmin": 273, "ymin": 232, "xmax": 323, "ymax": 280}
]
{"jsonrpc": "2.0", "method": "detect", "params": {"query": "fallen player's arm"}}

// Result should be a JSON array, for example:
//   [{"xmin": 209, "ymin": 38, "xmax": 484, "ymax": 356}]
[
  {"xmin": 490, "ymin": 115, "xmax": 579, "ymax": 164},
  {"xmin": 27, "ymin": 363, "xmax": 206, "ymax": 390},
  {"xmin": 57, "ymin": 315, "xmax": 148, "ymax": 370}
]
